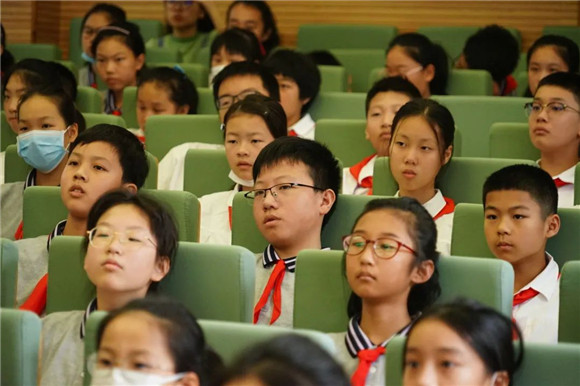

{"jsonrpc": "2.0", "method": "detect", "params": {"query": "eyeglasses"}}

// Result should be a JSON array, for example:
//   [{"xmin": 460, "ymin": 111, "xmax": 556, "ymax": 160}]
[
  {"xmin": 166, "ymin": 0, "xmax": 195, "ymax": 8},
  {"xmin": 82, "ymin": 26, "xmax": 101, "ymax": 37},
  {"xmin": 342, "ymin": 234, "xmax": 416, "ymax": 259},
  {"xmin": 86, "ymin": 226, "xmax": 157, "ymax": 249},
  {"xmin": 216, "ymin": 89, "xmax": 261, "ymax": 110},
  {"xmin": 524, "ymin": 101, "xmax": 580, "ymax": 117},
  {"xmin": 244, "ymin": 183, "xmax": 323, "ymax": 200},
  {"xmin": 386, "ymin": 66, "xmax": 423, "ymax": 80}
]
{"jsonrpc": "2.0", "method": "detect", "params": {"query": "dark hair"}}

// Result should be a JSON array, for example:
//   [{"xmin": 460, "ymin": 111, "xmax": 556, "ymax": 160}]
[
  {"xmin": 49, "ymin": 61, "xmax": 79, "ymax": 101},
  {"xmin": 1, "ymin": 24, "xmax": 15, "ymax": 75},
  {"xmin": 81, "ymin": 3, "xmax": 127, "ymax": 33},
  {"xmin": 96, "ymin": 296, "xmax": 223, "ymax": 386},
  {"xmin": 164, "ymin": 1, "xmax": 215, "ymax": 34},
  {"xmin": 91, "ymin": 21, "xmax": 145, "ymax": 59},
  {"xmin": 264, "ymin": 49, "xmax": 321, "ymax": 115},
  {"xmin": 307, "ymin": 50, "xmax": 342, "ymax": 66},
  {"xmin": 210, "ymin": 28, "xmax": 263, "ymax": 65},
  {"xmin": 462, "ymin": 25, "xmax": 519, "ymax": 83},
  {"xmin": 346, "ymin": 197, "xmax": 440, "ymax": 317},
  {"xmin": 226, "ymin": 0, "xmax": 280, "ymax": 55},
  {"xmin": 212, "ymin": 61, "xmax": 280, "ymax": 102},
  {"xmin": 387, "ymin": 33, "xmax": 449, "ymax": 95},
  {"xmin": 365, "ymin": 76, "xmax": 422, "ymax": 114},
  {"xmin": 252, "ymin": 136, "xmax": 340, "ymax": 225},
  {"xmin": 223, "ymin": 94, "xmax": 287, "ymax": 139},
  {"xmin": 138, "ymin": 66, "xmax": 198, "ymax": 114},
  {"xmin": 527, "ymin": 35, "xmax": 579, "ymax": 73},
  {"xmin": 70, "ymin": 124, "xmax": 149, "ymax": 188},
  {"xmin": 483, "ymin": 164, "xmax": 558, "ymax": 219},
  {"xmin": 536, "ymin": 71, "xmax": 580, "ymax": 107},
  {"xmin": 223, "ymin": 334, "xmax": 349, "ymax": 386},
  {"xmin": 405, "ymin": 298, "xmax": 524, "ymax": 385}
]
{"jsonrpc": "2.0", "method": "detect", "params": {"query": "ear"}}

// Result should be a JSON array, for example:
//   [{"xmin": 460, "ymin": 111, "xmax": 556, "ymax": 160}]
[
  {"xmin": 300, "ymin": 96, "xmax": 311, "ymax": 107},
  {"xmin": 178, "ymin": 371, "xmax": 200, "ymax": 386},
  {"xmin": 423, "ymin": 63, "xmax": 435, "ymax": 83},
  {"xmin": 151, "ymin": 256, "xmax": 170, "ymax": 282},
  {"xmin": 442, "ymin": 144, "xmax": 453, "ymax": 165},
  {"xmin": 66, "ymin": 123, "xmax": 79, "ymax": 145},
  {"xmin": 318, "ymin": 188, "xmax": 336, "ymax": 216},
  {"xmin": 455, "ymin": 54, "xmax": 468, "ymax": 69},
  {"xmin": 545, "ymin": 213, "xmax": 560, "ymax": 239},
  {"xmin": 411, "ymin": 259, "xmax": 435, "ymax": 285},
  {"xmin": 176, "ymin": 104, "xmax": 190, "ymax": 115},
  {"xmin": 492, "ymin": 371, "xmax": 510, "ymax": 386},
  {"xmin": 364, "ymin": 125, "xmax": 371, "ymax": 141},
  {"xmin": 121, "ymin": 182, "xmax": 138, "ymax": 194},
  {"xmin": 135, "ymin": 53, "xmax": 145, "ymax": 71}
]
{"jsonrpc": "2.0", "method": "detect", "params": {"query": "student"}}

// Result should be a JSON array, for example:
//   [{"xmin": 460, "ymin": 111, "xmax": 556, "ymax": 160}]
[
  {"xmin": 78, "ymin": 3, "xmax": 127, "ymax": 88},
  {"xmin": 264, "ymin": 49, "xmax": 321, "ymax": 139},
  {"xmin": 525, "ymin": 35, "xmax": 579, "ymax": 97},
  {"xmin": 386, "ymin": 33, "xmax": 448, "ymax": 97},
  {"xmin": 403, "ymin": 298, "xmax": 523, "ymax": 386},
  {"xmin": 330, "ymin": 197, "xmax": 440, "ymax": 386},
  {"xmin": 40, "ymin": 190, "xmax": 178, "ymax": 385},
  {"xmin": 527, "ymin": 72, "xmax": 580, "ymax": 208},
  {"xmin": 388, "ymin": 99, "xmax": 455, "ymax": 255},
  {"xmin": 222, "ymin": 335, "xmax": 350, "ymax": 386},
  {"xmin": 92, "ymin": 21, "xmax": 145, "ymax": 115},
  {"xmin": 200, "ymin": 94, "xmax": 287, "ymax": 245},
  {"xmin": 1, "ymin": 23, "xmax": 15, "ymax": 78},
  {"xmin": 342, "ymin": 77, "xmax": 421, "ymax": 196},
  {"xmin": 135, "ymin": 66, "xmax": 198, "ymax": 141},
  {"xmin": 456, "ymin": 25, "xmax": 519, "ymax": 96},
  {"xmin": 17, "ymin": 124, "xmax": 149, "ymax": 312},
  {"xmin": 246, "ymin": 136, "xmax": 340, "ymax": 327},
  {"xmin": 483, "ymin": 164, "xmax": 561, "ymax": 343},
  {"xmin": 147, "ymin": 0, "xmax": 216, "ymax": 63},
  {"xmin": 226, "ymin": 0, "xmax": 280, "ymax": 56},
  {"xmin": 92, "ymin": 296, "xmax": 223, "ymax": 386}
]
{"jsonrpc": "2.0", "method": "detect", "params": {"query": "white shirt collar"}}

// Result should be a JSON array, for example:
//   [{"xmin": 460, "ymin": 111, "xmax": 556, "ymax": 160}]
[
  {"xmin": 289, "ymin": 113, "xmax": 315, "ymax": 140},
  {"xmin": 395, "ymin": 189, "xmax": 446, "ymax": 218},
  {"xmin": 517, "ymin": 252, "xmax": 559, "ymax": 301},
  {"xmin": 535, "ymin": 161, "xmax": 576, "ymax": 184}
]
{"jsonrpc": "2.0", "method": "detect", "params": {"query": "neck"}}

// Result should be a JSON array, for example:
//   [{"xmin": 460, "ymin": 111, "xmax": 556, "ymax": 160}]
[
  {"xmin": 512, "ymin": 251, "xmax": 548, "ymax": 292},
  {"xmin": 113, "ymin": 90, "xmax": 124, "ymax": 109},
  {"xmin": 35, "ymin": 158, "xmax": 68, "ymax": 186},
  {"xmin": 63, "ymin": 215, "xmax": 87, "ymax": 236},
  {"xmin": 96, "ymin": 287, "xmax": 148, "ymax": 311},
  {"xmin": 173, "ymin": 24, "xmax": 197, "ymax": 39},
  {"xmin": 288, "ymin": 114, "xmax": 301, "ymax": 129},
  {"xmin": 273, "ymin": 234, "xmax": 321, "ymax": 260},
  {"xmin": 360, "ymin": 299, "xmax": 411, "ymax": 345},
  {"xmin": 398, "ymin": 186, "xmax": 437, "ymax": 205},
  {"xmin": 539, "ymin": 150, "xmax": 579, "ymax": 177}
]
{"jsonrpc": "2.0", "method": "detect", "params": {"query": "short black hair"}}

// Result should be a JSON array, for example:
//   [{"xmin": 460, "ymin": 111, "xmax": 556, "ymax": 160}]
[
  {"xmin": 527, "ymin": 34, "xmax": 579, "ymax": 73},
  {"xmin": 536, "ymin": 71, "xmax": 580, "ymax": 106},
  {"xmin": 212, "ymin": 61, "xmax": 280, "ymax": 102},
  {"xmin": 462, "ymin": 25, "xmax": 519, "ymax": 83},
  {"xmin": 81, "ymin": 3, "xmax": 127, "ymax": 32},
  {"xmin": 346, "ymin": 197, "xmax": 440, "ymax": 317},
  {"xmin": 49, "ymin": 61, "xmax": 79, "ymax": 101},
  {"xmin": 70, "ymin": 124, "xmax": 149, "ymax": 189},
  {"xmin": 210, "ymin": 28, "xmax": 263, "ymax": 65},
  {"xmin": 483, "ymin": 164, "xmax": 558, "ymax": 219},
  {"xmin": 252, "ymin": 136, "xmax": 341, "ymax": 225},
  {"xmin": 307, "ymin": 50, "xmax": 342, "ymax": 66},
  {"xmin": 226, "ymin": 0, "xmax": 280, "ymax": 54},
  {"xmin": 91, "ymin": 21, "xmax": 145, "ymax": 59},
  {"xmin": 222, "ymin": 334, "xmax": 349, "ymax": 386},
  {"xmin": 365, "ymin": 76, "xmax": 421, "ymax": 114},
  {"xmin": 264, "ymin": 49, "xmax": 321, "ymax": 115},
  {"xmin": 138, "ymin": 66, "xmax": 198, "ymax": 114},
  {"xmin": 223, "ymin": 94, "xmax": 287, "ymax": 139}
]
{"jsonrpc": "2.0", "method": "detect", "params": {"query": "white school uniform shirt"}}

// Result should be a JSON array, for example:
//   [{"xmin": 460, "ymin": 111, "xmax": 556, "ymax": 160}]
[
  {"xmin": 553, "ymin": 164, "xmax": 575, "ymax": 208},
  {"xmin": 1, "ymin": 169, "xmax": 37, "ymax": 239},
  {"xmin": 342, "ymin": 154, "xmax": 377, "ymax": 195},
  {"xmin": 289, "ymin": 113, "xmax": 315, "ymax": 140},
  {"xmin": 199, "ymin": 184, "xmax": 240, "ymax": 245},
  {"xmin": 0, "ymin": 150, "xmax": 5, "ymax": 185},
  {"xmin": 513, "ymin": 253, "xmax": 560, "ymax": 343}
]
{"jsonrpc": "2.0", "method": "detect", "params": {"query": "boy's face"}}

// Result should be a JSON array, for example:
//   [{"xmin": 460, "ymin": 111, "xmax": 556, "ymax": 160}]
[
  {"xmin": 484, "ymin": 190, "xmax": 559, "ymax": 267},
  {"xmin": 366, "ymin": 91, "xmax": 412, "ymax": 157},
  {"xmin": 274, "ymin": 74, "xmax": 308, "ymax": 127},
  {"xmin": 217, "ymin": 74, "xmax": 270, "ymax": 122}
]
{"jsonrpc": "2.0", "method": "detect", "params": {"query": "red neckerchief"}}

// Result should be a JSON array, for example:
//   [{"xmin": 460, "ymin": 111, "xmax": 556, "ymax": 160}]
[{"xmin": 349, "ymin": 154, "xmax": 376, "ymax": 195}]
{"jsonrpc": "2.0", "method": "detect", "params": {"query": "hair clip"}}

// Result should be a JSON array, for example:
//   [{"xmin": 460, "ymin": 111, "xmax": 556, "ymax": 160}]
[
  {"xmin": 99, "ymin": 26, "xmax": 130, "ymax": 35},
  {"xmin": 173, "ymin": 65, "xmax": 186, "ymax": 76},
  {"xmin": 220, "ymin": 123, "xmax": 226, "ymax": 132}
]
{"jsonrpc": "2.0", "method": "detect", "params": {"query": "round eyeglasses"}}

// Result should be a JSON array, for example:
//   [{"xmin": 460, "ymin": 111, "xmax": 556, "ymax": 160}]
[
  {"xmin": 244, "ymin": 182, "xmax": 323, "ymax": 200},
  {"xmin": 524, "ymin": 101, "xmax": 580, "ymax": 117},
  {"xmin": 86, "ymin": 226, "xmax": 157, "ymax": 249},
  {"xmin": 343, "ymin": 234, "xmax": 416, "ymax": 259}
]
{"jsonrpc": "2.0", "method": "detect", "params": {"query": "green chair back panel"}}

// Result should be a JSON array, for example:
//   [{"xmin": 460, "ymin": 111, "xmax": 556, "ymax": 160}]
[
  {"xmin": 121, "ymin": 86, "xmax": 138, "ymax": 128},
  {"xmin": 385, "ymin": 336, "xmax": 406, "ymax": 386},
  {"xmin": 417, "ymin": 26, "xmax": 480, "ymax": 61},
  {"xmin": 0, "ymin": 309, "xmax": 42, "ymax": 386},
  {"xmin": 131, "ymin": 19, "xmax": 164, "ymax": 43},
  {"xmin": 373, "ymin": 157, "xmax": 536, "ymax": 204},
  {"xmin": 82, "ymin": 113, "xmax": 127, "ymax": 128},
  {"xmin": 145, "ymin": 47, "xmax": 182, "ymax": 64},
  {"xmin": 451, "ymin": 203, "xmax": 580, "ymax": 267},
  {"xmin": 69, "ymin": 17, "xmax": 84, "ymax": 69},
  {"xmin": 1, "ymin": 238, "xmax": 18, "ymax": 307},
  {"xmin": 446, "ymin": 69, "xmax": 493, "ymax": 96},
  {"xmin": 297, "ymin": 24, "xmax": 397, "ymax": 51},
  {"xmin": 145, "ymin": 114, "xmax": 222, "ymax": 160},
  {"xmin": 197, "ymin": 87, "xmax": 218, "ymax": 115},
  {"xmin": 330, "ymin": 49, "xmax": 385, "ymax": 92},
  {"xmin": 84, "ymin": 311, "xmax": 107, "ymax": 386},
  {"xmin": 559, "ymin": 261, "xmax": 580, "ymax": 343},
  {"xmin": 542, "ymin": 26, "xmax": 580, "ymax": 46},
  {"xmin": 489, "ymin": 122, "xmax": 539, "ymax": 160},
  {"xmin": 55, "ymin": 60, "xmax": 78, "ymax": 81},
  {"xmin": 430, "ymin": 95, "xmax": 530, "ymax": 157},
  {"xmin": 309, "ymin": 92, "xmax": 366, "ymax": 121},
  {"xmin": 150, "ymin": 62, "xmax": 209, "ymax": 88},
  {"xmin": 7, "ymin": 43, "xmax": 62, "ymax": 61},
  {"xmin": 318, "ymin": 65, "xmax": 348, "ymax": 92},
  {"xmin": 183, "ymin": 148, "xmax": 232, "ymax": 198},
  {"xmin": 575, "ymin": 163, "xmax": 580, "ymax": 206},
  {"xmin": 76, "ymin": 86, "xmax": 103, "ymax": 114},
  {"xmin": 314, "ymin": 119, "xmax": 375, "ymax": 168},
  {"xmin": 1, "ymin": 111, "xmax": 17, "ymax": 151},
  {"xmin": 367, "ymin": 67, "xmax": 385, "ymax": 89},
  {"xmin": 194, "ymin": 45, "xmax": 211, "ymax": 66},
  {"xmin": 513, "ymin": 342, "xmax": 580, "ymax": 386},
  {"xmin": 515, "ymin": 70, "xmax": 529, "ymax": 97},
  {"xmin": 513, "ymin": 52, "xmax": 528, "ymax": 76}
]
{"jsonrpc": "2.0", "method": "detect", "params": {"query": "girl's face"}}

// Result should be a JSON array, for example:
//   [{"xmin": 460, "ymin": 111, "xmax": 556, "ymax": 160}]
[
  {"xmin": 4, "ymin": 73, "xmax": 28, "ymax": 134},
  {"xmin": 225, "ymin": 113, "xmax": 276, "ymax": 182},
  {"xmin": 366, "ymin": 91, "xmax": 412, "ymax": 157},
  {"xmin": 165, "ymin": 1, "xmax": 204, "ymax": 31},
  {"xmin": 137, "ymin": 81, "xmax": 188, "ymax": 130},
  {"xmin": 528, "ymin": 46, "xmax": 569, "ymax": 95},
  {"xmin": 82, "ymin": 12, "xmax": 111, "ymax": 56},
  {"xmin": 386, "ymin": 46, "xmax": 434, "ymax": 98},
  {"xmin": 227, "ymin": 3, "xmax": 270, "ymax": 43},
  {"xmin": 17, "ymin": 95, "xmax": 77, "ymax": 146},
  {"xmin": 95, "ymin": 37, "xmax": 145, "ymax": 92}
]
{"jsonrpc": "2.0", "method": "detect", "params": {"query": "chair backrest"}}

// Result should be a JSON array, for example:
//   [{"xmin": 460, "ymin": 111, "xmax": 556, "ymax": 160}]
[
  {"xmin": 76, "ymin": 86, "xmax": 103, "ymax": 113},
  {"xmin": 330, "ymin": 49, "xmax": 386, "ymax": 92},
  {"xmin": 385, "ymin": 335, "xmax": 406, "ymax": 386},
  {"xmin": 130, "ymin": 19, "xmax": 164, "ymax": 42},
  {"xmin": 183, "ymin": 148, "xmax": 232, "ymax": 198},
  {"xmin": 372, "ymin": 156, "xmax": 536, "ymax": 204},
  {"xmin": 1, "ymin": 238, "xmax": 18, "ymax": 308},
  {"xmin": 513, "ymin": 52, "xmax": 528, "ymax": 76},
  {"xmin": 197, "ymin": 87, "xmax": 218, "ymax": 115},
  {"xmin": 121, "ymin": 86, "xmax": 138, "ymax": 128},
  {"xmin": 489, "ymin": 122, "xmax": 539, "ymax": 160},
  {"xmin": 542, "ymin": 26, "xmax": 580, "ymax": 46},
  {"xmin": 145, "ymin": 46, "xmax": 182, "ymax": 64},
  {"xmin": 559, "ymin": 261, "xmax": 580, "ymax": 343},
  {"xmin": 309, "ymin": 91, "xmax": 366, "ymax": 121},
  {"xmin": 416, "ymin": 26, "xmax": 480, "ymax": 61},
  {"xmin": 451, "ymin": 203, "xmax": 580, "ymax": 267},
  {"xmin": 314, "ymin": 119, "xmax": 375, "ymax": 167},
  {"xmin": 513, "ymin": 342, "xmax": 580, "ymax": 386},
  {"xmin": 7, "ymin": 43, "xmax": 62, "ymax": 61},
  {"xmin": 149, "ymin": 62, "xmax": 209, "ymax": 88},
  {"xmin": 297, "ymin": 24, "xmax": 397, "ymax": 51},
  {"xmin": 82, "ymin": 113, "xmax": 127, "ymax": 128},
  {"xmin": 515, "ymin": 70, "xmax": 529, "ymax": 97},
  {"xmin": 575, "ymin": 163, "xmax": 580, "ymax": 206},
  {"xmin": 68, "ymin": 17, "xmax": 84, "ymax": 69},
  {"xmin": 145, "ymin": 114, "xmax": 222, "ymax": 160},
  {"xmin": 0, "ymin": 309, "xmax": 42, "ymax": 386},
  {"xmin": 1, "ymin": 111, "xmax": 17, "ymax": 151},
  {"xmin": 446, "ymin": 69, "xmax": 493, "ymax": 96},
  {"xmin": 318, "ymin": 65, "xmax": 348, "ymax": 92}
]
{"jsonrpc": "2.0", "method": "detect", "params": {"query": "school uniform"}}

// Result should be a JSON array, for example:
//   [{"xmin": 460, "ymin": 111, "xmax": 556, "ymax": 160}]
[
  {"xmin": 513, "ymin": 253, "xmax": 559, "ymax": 343},
  {"xmin": 199, "ymin": 183, "xmax": 241, "ymax": 245},
  {"xmin": 146, "ymin": 30, "xmax": 217, "ymax": 63},
  {"xmin": 342, "ymin": 154, "xmax": 377, "ymax": 195},
  {"xmin": 1, "ymin": 170, "xmax": 36, "ymax": 239},
  {"xmin": 40, "ymin": 299, "xmax": 97, "ymax": 386},
  {"xmin": 0, "ymin": 150, "xmax": 5, "ymax": 185},
  {"xmin": 78, "ymin": 63, "xmax": 98, "ymax": 89},
  {"xmin": 104, "ymin": 90, "xmax": 122, "ymax": 116},
  {"xmin": 288, "ymin": 113, "xmax": 315, "ymax": 140},
  {"xmin": 552, "ymin": 164, "xmax": 575, "ymax": 208}
]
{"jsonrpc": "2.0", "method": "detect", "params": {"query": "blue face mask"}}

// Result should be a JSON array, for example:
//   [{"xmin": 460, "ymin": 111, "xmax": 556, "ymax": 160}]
[
  {"xmin": 17, "ymin": 128, "xmax": 69, "ymax": 173},
  {"xmin": 82, "ymin": 51, "xmax": 96, "ymax": 64}
]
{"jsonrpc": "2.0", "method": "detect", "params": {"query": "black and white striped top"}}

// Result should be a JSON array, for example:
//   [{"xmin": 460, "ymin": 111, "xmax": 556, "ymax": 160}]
[
  {"xmin": 261, "ymin": 244, "xmax": 297, "ymax": 273},
  {"xmin": 345, "ymin": 315, "xmax": 414, "ymax": 358},
  {"xmin": 79, "ymin": 298, "xmax": 98, "ymax": 339}
]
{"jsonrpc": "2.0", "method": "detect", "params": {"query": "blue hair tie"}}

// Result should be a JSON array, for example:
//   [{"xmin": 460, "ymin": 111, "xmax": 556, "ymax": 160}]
[{"xmin": 173, "ymin": 65, "xmax": 186, "ymax": 75}]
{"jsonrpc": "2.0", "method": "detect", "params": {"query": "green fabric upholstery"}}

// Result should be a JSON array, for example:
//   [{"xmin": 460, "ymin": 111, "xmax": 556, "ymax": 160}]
[
  {"xmin": 489, "ymin": 122, "xmax": 539, "ymax": 160},
  {"xmin": 575, "ymin": 163, "xmax": 580, "ymax": 206},
  {"xmin": 446, "ymin": 69, "xmax": 493, "ymax": 96},
  {"xmin": 430, "ymin": 95, "xmax": 530, "ymax": 157},
  {"xmin": 384, "ymin": 335, "xmax": 406, "ymax": 386},
  {"xmin": 7, "ymin": 43, "xmax": 62, "ymax": 61},
  {"xmin": 197, "ymin": 87, "xmax": 218, "ymax": 115},
  {"xmin": 515, "ymin": 70, "xmax": 529, "ymax": 97},
  {"xmin": 513, "ymin": 342, "xmax": 580, "ymax": 386},
  {"xmin": 314, "ymin": 119, "xmax": 374, "ymax": 168},
  {"xmin": 542, "ymin": 26, "xmax": 580, "ymax": 46},
  {"xmin": 513, "ymin": 52, "xmax": 528, "ymax": 76},
  {"xmin": 82, "ymin": 113, "xmax": 127, "ymax": 128},
  {"xmin": 149, "ymin": 62, "xmax": 209, "ymax": 87},
  {"xmin": 84, "ymin": 311, "xmax": 106, "ymax": 386},
  {"xmin": 0, "ymin": 309, "xmax": 42, "ymax": 386},
  {"xmin": 373, "ymin": 156, "xmax": 535, "ymax": 204},
  {"xmin": 451, "ymin": 203, "xmax": 580, "ymax": 267},
  {"xmin": 68, "ymin": 17, "xmax": 84, "ymax": 69},
  {"xmin": 76, "ymin": 86, "xmax": 103, "ymax": 113},
  {"xmin": 309, "ymin": 92, "xmax": 366, "ymax": 121},
  {"xmin": 183, "ymin": 148, "xmax": 231, "ymax": 198},
  {"xmin": 131, "ymin": 19, "xmax": 164, "ymax": 43},
  {"xmin": 318, "ymin": 65, "xmax": 348, "ymax": 92},
  {"xmin": 1, "ymin": 238, "xmax": 18, "ymax": 308},
  {"xmin": 145, "ymin": 114, "xmax": 222, "ymax": 160},
  {"xmin": 121, "ymin": 86, "xmax": 138, "ymax": 128},
  {"xmin": 559, "ymin": 261, "xmax": 580, "ymax": 343},
  {"xmin": 297, "ymin": 24, "xmax": 397, "ymax": 51},
  {"xmin": 330, "ymin": 49, "xmax": 385, "ymax": 92},
  {"xmin": 1, "ymin": 111, "xmax": 17, "ymax": 151},
  {"xmin": 145, "ymin": 46, "xmax": 182, "ymax": 64},
  {"xmin": 417, "ymin": 26, "xmax": 479, "ymax": 61}
]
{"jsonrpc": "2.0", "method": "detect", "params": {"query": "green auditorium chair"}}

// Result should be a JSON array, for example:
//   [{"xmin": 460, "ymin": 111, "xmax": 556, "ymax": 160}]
[
  {"xmin": 69, "ymin": 17, "xmax": 84, "ymax": 69},
  {"xmin": 309, "ymin": 92, "xmax": 366, "ymax": 121},
  {"xmin": 559, "ymin": 261, "xmax": 580, "ymax": 343},
  {"xmin": 131, "ymin": 19, "xmax": 164, "ymax": 43},
  {"xmin": 197, "ymin": 87, "xmax": 218, "ymax": 115},
  {"xmin": 372, "ymin": 157, "xmax": 535, "ymax": 204},
  {"xmin": 145, "ymin": 46, "xmax": 182, "ymax": 64},
  {"xmin": 149, "ymin": 62, "xmax": 209, "ymax": 87},
  {"xmin": 293, "ymin": 251, "xmax": 514, "ymax": 332},
  {"xmin": 416, "ymin": 26, "xmax": 480, "ymax": 62},
  {"xmin": 512, "ymin": 52, "xmax": 528, "ymax": 76},
  {"xmin": 515, "ymin": 70, "xmax": 529, "ymax": 97},
  {"xmin": 0, "ymin": 309, "xmax": 42, "ymax": 386},
  {"xmin": 145, "ymin": 114, "xmax": 222, "ymax": 161},
  {"xmin": 297, "ymin": 24, "xmax": 397, "ymax": 52},
  {"xmin": 76, "ymin": 86, "xmax": 103, "ymax": 113},
  {"xmin": 513, "ymin": 342, "xmax": 580, "ymax": 385},
  {"xmin": 1, "ymin": 238, "xmax": 18, "ymax": 308},
  {"xmin": 46, "ymin": 238, "xmax": 255, "ymax": 325},
  {"xmin": 451, "ymin": 203, "xmax": 580, "ymax": 267},
  {"xmin": 367, "ymin": 67, "xmax": 386, "ymax": 89},
  {"xmin": 489, "ymin": 122, "xmax": 539, "ymax": 160},
  {"xmin": 121, "ymin": 86, "xmax": 138, "ymax": 128},
  {"xmin": 575, "ymin": 163, "xmax": 580, "ymax": 206},
  {"xmin": 318, "ymin": 65, "xmax": 348, "ymax": 92},
  {"xmin": 7, "ymin": 43, "xmax": 62, "ymax": 62},
  {"xmin": 329, "ymin": 49, "xmax": 385, "ymax": 93},
  {"xmin": 384, "ymin": 336, "xmax": 406, "ymax": 386},
  {"xmin": 543, "ymin": 26, "xmax": 580, "ymax": 46},
  {"xmin": 314, "ymin": 119, "xmax": 374, "ymax": 168},
  {"xmin": 183, "ymin": 148, "xmax": 231, "ymax": 198},
  {"xmin": 82, "ymin": 112, "xmax": 127, "ymax": 128},
  {"xmin": 1, "ymin": 111, "xmax": 17, "ymax": 151}
]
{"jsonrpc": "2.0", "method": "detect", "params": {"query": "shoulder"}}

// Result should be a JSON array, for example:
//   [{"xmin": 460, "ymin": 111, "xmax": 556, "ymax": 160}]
[{"xmin": 200, "ymin": 190, "xmax": 234, "ymax": 206}]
